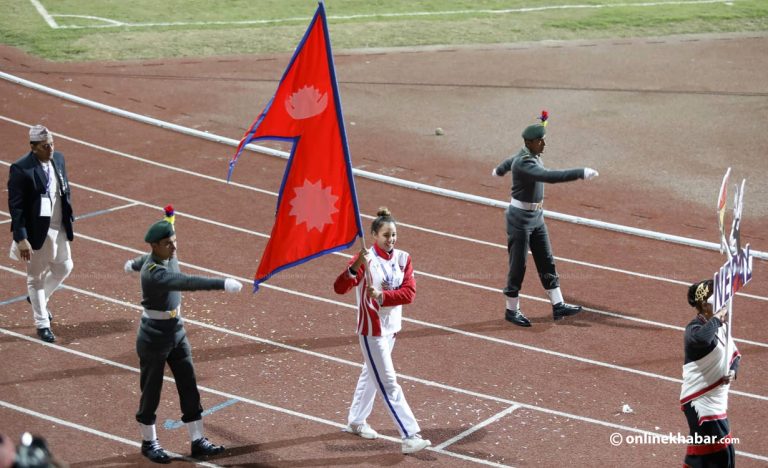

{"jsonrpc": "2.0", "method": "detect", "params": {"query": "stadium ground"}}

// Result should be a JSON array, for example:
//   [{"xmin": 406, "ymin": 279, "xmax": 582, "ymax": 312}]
[{"xmin": 0, "ymin": 20, "xmax": 766, "ymax": 468}]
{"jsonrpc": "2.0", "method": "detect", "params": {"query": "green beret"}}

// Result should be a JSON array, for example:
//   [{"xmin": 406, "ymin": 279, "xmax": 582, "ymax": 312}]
[
  {"xmin": 144, "ymin": 220, "xmax": 175, "ymax": 243},
  {"xmin": 522, "ymin": 123, "xmax": 546, "ymax": 140}
]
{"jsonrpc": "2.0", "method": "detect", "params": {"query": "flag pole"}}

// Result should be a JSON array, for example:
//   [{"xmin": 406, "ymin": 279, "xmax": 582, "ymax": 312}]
[{"xmin": 358, "ymin": 234, "xmax": 375, "ymax": 288}]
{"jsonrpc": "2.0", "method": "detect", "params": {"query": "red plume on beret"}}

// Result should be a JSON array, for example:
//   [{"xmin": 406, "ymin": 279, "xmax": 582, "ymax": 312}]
[
  {"xmin": 539, "ymin": 110, "xmax": 549, "ymax": 127},
  {"xmin": 163, "ymin": 204, "xmax": 175, "ymax": 225}
]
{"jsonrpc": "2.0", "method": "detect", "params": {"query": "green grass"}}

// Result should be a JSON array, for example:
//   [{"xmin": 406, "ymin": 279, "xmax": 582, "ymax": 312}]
[{"xmin": 1, "ymin": 0, "xmax": 767, "ymax": 61}]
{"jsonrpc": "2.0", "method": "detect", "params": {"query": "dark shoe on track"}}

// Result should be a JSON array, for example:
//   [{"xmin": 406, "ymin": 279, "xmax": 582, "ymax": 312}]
[
  {"xmin": 141, "ymin": 439, "xmax": 171, "ymax": 464},
  {"xmin": 36, "ymin": 327, "xmax": 55, "ymax": 343},
  {"xmin": 505, "ymin": 308, "xmax": 531, "ymax": 327},
  {"xmin": 553, "ymin": 302, "xmax": 582, "ymax": 321},
  {"xmin": 191, "ymin": 438, "xmax": 225, "ymax": 458}
]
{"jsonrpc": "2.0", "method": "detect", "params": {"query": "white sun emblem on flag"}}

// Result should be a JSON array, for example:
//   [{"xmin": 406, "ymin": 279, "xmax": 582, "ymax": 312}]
[
  {"xmin": 285, "ymin": 85, "xmax": 328, "ymax": 120},
  {"xmin": 288, "ymin": 179, "xmax": 340, "ymax": 232}
]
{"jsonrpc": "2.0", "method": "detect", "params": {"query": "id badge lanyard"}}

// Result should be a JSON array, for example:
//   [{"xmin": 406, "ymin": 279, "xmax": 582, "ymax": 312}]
[{"xmin": 39, "ymin": 162, "xmax": 53, "ymax": 217}]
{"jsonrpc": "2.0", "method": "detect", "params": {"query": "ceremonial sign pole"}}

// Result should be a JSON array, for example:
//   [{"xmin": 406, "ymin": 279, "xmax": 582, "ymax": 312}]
[{"xmin": 713, "ymin": 168, "xmax": 753, "ymax": 376}]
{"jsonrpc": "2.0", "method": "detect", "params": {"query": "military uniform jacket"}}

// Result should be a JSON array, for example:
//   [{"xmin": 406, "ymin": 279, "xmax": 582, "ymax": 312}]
[
  {"xmin": 495, "ymin": 147, "xmax": 584, "ymax": 229},
  {"xmin": 8, "ymin": 151, "xmax": 74, "ymax": 249},
  {"xmin": 131, "ymin": 254, "xmax": 225, "ymax": 312}
]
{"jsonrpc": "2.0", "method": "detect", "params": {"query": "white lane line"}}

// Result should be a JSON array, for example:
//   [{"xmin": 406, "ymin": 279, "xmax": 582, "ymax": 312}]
[
  {"xmin": 46, "ymin": 234, "xmax": 768, "ymax": 393},
  {"xmin": 435, "ymin": 404, "xmax": 521, "ymax": 450},
  {"xmin": 48, "ymin": 0, "xmax": 732, "ymax": 29},
  {"xmin": 2, "ymin": 261, "xmax": 766, "ymax": 404},
  {"xmin": 1, "ymin": 115, "xmax": 766, "ymax": 300},
  {"xmin": 2, "ymin": 164, "xmax": 767, "ymax": 349},
  {"xmin": 73, "ymin": 201, "xmax": 139, "ymax": 220},
  {"xmin": 27, "ymin": 0, "xmax": 58, "ymax": 28},
  {"xmin": 0, "ymin": 329, "xmax": 509, "ymax": 467},
  {"xmin": 3, "ymin": 152, "xmax": 767, "ymax": 348},
  {"xmin": 40, "ymin": 179, "xmax": 768, "ymax": 349},
  {"xmin": 2, "ymin": 324, "xmax": 766, "ymax": 464},
  {"xmin": 0, "ymin": 116, "xmax": 279, "ymax": 198},
  {"xmin": 1, "ymin": 92, "xmax": 765, "ymax": 261},
  {"xmin": 53, "ymin": 14, "xmax": 125, "ymax": 26},
  {"xmin": 0, "ymin": 399, "xmax": 222, "ymax": 467}
]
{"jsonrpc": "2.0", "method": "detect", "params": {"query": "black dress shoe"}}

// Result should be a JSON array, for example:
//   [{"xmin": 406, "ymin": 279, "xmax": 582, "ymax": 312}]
[
  {"xmin": 36, "ymin": 327, "xmax": 55, "ymax": 343},
  {"xmin": 191, "ymin": 437, "xmax": 225, "ymax": 458},
  {"xmin": 553, "ymin": 302, "xmax": 582, "ymax": 321},
  {"xmin": 141, "ymin": 439, "xmax": 171, "ymax": 464},
  {"xmin": 505, "ymin": 308, "xmax": 531, "ymax": 327}
]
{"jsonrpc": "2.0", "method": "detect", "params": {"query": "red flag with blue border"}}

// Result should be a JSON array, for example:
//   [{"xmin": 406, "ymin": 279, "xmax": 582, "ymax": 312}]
[{"xmin": 228, "ymin": 2, "xmax": 362, "ymax": 290}]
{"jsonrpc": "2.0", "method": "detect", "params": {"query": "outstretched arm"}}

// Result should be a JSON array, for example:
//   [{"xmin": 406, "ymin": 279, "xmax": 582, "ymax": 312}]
[
  {"xmin": 517, "ymin": 158, "xmax": 595, "ymax": 184},
  {"xmin": 493, "ymin": 157, "xmax": 515, "ymax": 177},
  {"xmin": 124, "ymin": 254, "xmax": 150, "ymax": 273}
]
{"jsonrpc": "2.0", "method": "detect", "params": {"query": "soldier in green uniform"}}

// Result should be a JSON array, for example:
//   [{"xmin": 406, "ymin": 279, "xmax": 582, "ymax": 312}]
[
  {"xmin": 492, "ymin": 119, "xmax": 599, "ymax": 327},
  {"xmin": 125, "ymin": 217, "xmax": 243, "ymax": 463}
]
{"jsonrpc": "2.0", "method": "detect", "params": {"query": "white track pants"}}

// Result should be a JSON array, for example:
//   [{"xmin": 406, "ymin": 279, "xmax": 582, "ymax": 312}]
[
  {"xmin": 26, "ymin": 229, "xmax": 72, "ymax": 328},
  {"xmin": 348, "ymin": 334, "xmax": 420, "ymax": 438}
]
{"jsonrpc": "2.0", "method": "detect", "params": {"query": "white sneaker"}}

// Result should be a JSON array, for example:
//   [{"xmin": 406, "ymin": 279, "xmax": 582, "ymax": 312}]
[
  {"xmin": 344, "ymin": 423, "xmax": 378, "ymax": 439},
  {"xmin": 402, "ymin": 434, "xmax": 431, "ymax": 454}
]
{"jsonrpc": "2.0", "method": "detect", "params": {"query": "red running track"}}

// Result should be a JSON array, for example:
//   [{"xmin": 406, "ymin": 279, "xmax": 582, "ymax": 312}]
[{"xmin": 1, "ymin": 37, "xmax": 767, "ymax": 467}]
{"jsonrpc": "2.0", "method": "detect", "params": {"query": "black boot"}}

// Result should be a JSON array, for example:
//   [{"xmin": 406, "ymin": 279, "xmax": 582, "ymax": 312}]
[
  {"xmin": 505, "ymin": 308, "xmax": 531, "ymax": 327},
  {"xmin": 191, "ymin": 438, "xmax": 225, "ymax": 458},
  {"xmin": 36, "ymin": 327, "xmax": 55, "ymax": 343},
  {"xmin": 553, "ymin": 302, "xmax": 582, "ymax": 321},
  {"xmin": 141, "ymin": 439, "xmax": 171, "ymax": 464}
]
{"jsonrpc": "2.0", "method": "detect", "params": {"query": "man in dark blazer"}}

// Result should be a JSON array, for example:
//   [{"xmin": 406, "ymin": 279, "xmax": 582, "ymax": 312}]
[{"xmin": 8, "ymin": 125, "xmax": 74, "ymax": 342}]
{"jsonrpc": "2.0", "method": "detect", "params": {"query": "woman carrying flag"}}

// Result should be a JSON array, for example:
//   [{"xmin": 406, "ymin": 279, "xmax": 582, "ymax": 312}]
[{"xmin": 334, "ymin": 207, "xmax": 431, "ymax": 454}]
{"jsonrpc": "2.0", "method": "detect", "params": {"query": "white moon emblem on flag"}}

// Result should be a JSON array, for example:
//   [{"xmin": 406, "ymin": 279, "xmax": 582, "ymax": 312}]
[
  {"xmin": 285, "ymin": 85, "xmax": 328, "ymax": 120},
  {"xmin": 289, "ymin": 179, "xmax": 339, "ymax": 232}
]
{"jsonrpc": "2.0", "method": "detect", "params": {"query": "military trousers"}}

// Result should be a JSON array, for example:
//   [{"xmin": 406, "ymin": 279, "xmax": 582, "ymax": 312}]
[
  {"xmin": 504, "ymin": 218, "xmax": 559, "ymax": 297},
  {"xmin": 135, "ymin": 317, "xmax": 203, "ymax": 425}
]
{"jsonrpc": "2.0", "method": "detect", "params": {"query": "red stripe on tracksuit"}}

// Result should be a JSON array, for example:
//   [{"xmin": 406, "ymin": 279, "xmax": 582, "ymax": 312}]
[
  {"xmin": 333, "ymin": 248, "xmax": 415, "ymax": 337},
  {"xmin": 685, "ymin": 433, "xmax": 732, "ymax": 456}
]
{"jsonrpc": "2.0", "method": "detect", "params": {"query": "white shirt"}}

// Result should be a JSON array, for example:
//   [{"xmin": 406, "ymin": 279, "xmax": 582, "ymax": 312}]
[{"xmin": 41, "ymin": 161, "xmax": 62, "ymax": 231}]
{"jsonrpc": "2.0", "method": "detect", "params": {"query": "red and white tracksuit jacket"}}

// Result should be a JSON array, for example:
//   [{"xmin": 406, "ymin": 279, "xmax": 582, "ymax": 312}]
[
  {"xmin": 333, "ymin": 244, "xmax": 416, "ymax": 336},
  {"xmin": 334, "ymin": 243, "xmax": 421, "ymax": 438}
]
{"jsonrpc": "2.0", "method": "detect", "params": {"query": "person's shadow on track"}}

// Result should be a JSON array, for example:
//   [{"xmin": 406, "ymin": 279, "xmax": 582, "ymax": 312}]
[{"xmin": 217, "ymin": 431, "xmax": 425, "ymax": 466}]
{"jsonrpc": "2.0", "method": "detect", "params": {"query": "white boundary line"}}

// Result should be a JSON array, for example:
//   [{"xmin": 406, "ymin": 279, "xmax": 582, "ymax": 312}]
[
  {"xmin": 3, "ymin": 155, "xmax": 766, "ymax": 349},
  {"xmin": 2, "ymin": 252, "xmax": 766, "ymax": 401},
  {"xmin": 27, "ymin": 0, "xmax": 58, "ymax": 29},
  {"xmin": 435, "ymin": 404, "xmax": 521, "ymax": 450},
  {"xmin": 73, "ymin": 201, "xmax": 139, "ymax": 220},
  {"xmin": 0, "ymin": 328, "xmax": 510, "ymax": 467},
  {"xmin": 3, "ymin": 155, "xmax": 767, "ymax": 350},
  {"xmin": 0, "ymin": 399, "xmax": 222, "ymax": 467},
  {"xmin": 0, "ymin": 116, "xmax": 766, "ymax": 306},
  {"xmin": 40, "ymin": 0, "xmax": 732, "ymax": 29},
  {"xmin": 1, "ymin": 74, "xmax": 764, "ymax": 260},
  {"xmin": 1, "ymin": 300, "xmax": 766, "ymax": 463}
]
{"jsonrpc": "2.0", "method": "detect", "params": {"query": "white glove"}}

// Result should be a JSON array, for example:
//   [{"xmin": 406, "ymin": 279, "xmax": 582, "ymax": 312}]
[
  {"xmin": 124, "ymin": 259, "xmax": 135, "ymax": 273},
  {"xmin": 583, "ymin": 168, "xmax": 599, "ymax": 180},
  {"xmin": 224, "ymin": 278, "xmax": 243, "ymax": 293},
  {"xmin": 491, "ymin": 168, "xmax": 500, "ymax": 177}
]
